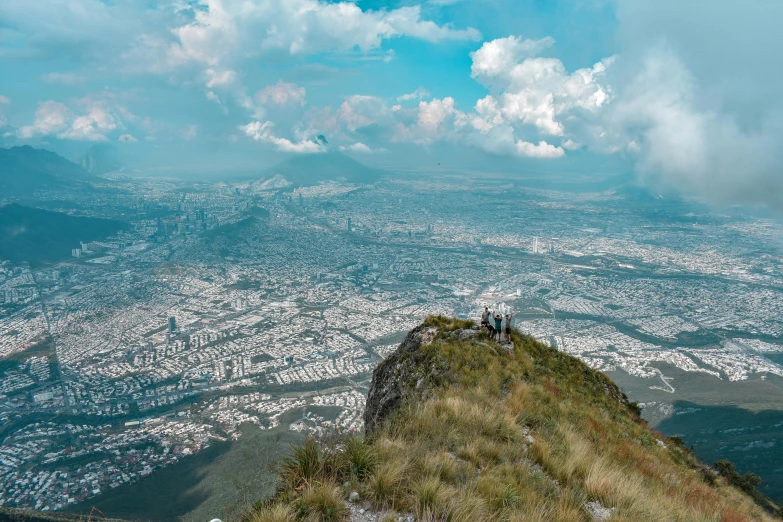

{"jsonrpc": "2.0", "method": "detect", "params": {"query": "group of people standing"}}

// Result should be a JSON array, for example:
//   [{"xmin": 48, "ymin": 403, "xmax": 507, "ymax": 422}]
[{"xmin": 480, "ymin": 307, "xmax": 513, "ymax": 343}]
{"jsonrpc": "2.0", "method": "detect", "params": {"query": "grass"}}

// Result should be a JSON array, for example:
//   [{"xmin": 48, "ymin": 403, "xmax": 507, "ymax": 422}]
[{"xmin": 239, "ymin": 316, "xmax": 781, "ymax": 522}]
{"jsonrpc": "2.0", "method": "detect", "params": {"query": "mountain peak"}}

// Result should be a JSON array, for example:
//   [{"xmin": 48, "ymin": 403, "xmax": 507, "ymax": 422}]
[{"xmin": 244, "ymin": 317, "xmax": 782, "ymax": 522}]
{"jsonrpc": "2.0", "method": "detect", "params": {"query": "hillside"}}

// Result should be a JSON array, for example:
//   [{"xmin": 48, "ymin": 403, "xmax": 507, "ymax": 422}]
[
  {"xmin": 0, "ymin": 145, "xmax": 95, "ymax": 197},
  {"xmin": 256, "ymin": 151, "xmax": 382, "ymax": 188},
  {"xmin": 0, "ymin": 204, "xmax": 129, "ymax": 265},
  {"xmin": 244, "ymin": 317, "xmax": 781, "ymax": 522}
]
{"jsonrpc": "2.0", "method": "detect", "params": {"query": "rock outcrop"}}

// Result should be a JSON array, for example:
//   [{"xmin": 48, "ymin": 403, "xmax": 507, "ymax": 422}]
[{"xmin": 364, "ymin": 324, "xmax": 486, "ymax": 436}]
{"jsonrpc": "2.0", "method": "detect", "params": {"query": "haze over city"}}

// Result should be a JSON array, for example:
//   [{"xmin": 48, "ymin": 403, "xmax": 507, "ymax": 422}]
[{"xmin": 1, "ymin": 1, "xmax": 783, "ymax": 521}]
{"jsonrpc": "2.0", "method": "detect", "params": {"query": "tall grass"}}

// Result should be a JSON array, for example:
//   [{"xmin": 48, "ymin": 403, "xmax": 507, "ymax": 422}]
[{"xmin": 239, "ymin": 317, "xmax": 779, "ymax": 522}]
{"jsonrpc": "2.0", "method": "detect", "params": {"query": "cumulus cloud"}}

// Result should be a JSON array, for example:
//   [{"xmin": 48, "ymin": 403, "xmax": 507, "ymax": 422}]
[
  {"xmin": 118, "ymin": 134, "xmax": 137, "ymax": 142},
  {"xmin": 241, "ymin": 120, "xmax": 326, "ymax": 153},
  {"xmin": 157, "ymin": 0, "xmax": 479, "ymax": 72},
  {"xmin": 470, "ymin": 36, "xmax": 612, "ymax": 136},
  {"xmin": 603, "ymin": 0, "xmax": 783, "ymax": 210},
  {"xmin": 604, "ymin": 45, "xmax": 783, "ymax": 207},
  {"xmin": 257, "ymin": 82, "xmax": 306, "ymax": 107},
  {"xmin": 16, "ymin": 97, "xmax": 131, "ymax": 141},
  {"xmin": 18, "ymin": 101, "xmax": 73, "ymax": 139}
]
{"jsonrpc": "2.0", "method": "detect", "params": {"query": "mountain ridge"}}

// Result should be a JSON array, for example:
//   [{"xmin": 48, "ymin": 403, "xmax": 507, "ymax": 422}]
[
  {"xmin": 0, "ymin": 145, "xmax": 96, "ymax": 197},
  {"xmin": 243, "ymin": 316, "xmax": 782, "ymax": 522}
]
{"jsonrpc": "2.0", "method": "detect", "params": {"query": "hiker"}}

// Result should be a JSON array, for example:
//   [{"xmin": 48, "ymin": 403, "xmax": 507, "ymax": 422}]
[
  {"xmin": 481, "ymin": 307, "xmax": 491, "ymax": 329},
  {"xmin": 486, "ymin": 321, "xmax": 495, "ymax": 340},
  {"xmin": 504, "ymin": 313, "xmax": 514, "ymax": 343},
  {"xmin": 493, "ymin": 313, "xmax": 503, "ymax": 342}
]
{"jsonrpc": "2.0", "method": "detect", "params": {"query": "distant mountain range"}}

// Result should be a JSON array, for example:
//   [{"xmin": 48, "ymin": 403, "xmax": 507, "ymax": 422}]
[
  {"xmin": 251, "ymin": 149, "xmax": 382, "ymax": 190},
  {"xmin": 0, "ymin": 203, "xmax": 129, "ymax": 265},
  {"xmin": 0, "ymin": 145, "xmax": 96, "ymax": 197}
]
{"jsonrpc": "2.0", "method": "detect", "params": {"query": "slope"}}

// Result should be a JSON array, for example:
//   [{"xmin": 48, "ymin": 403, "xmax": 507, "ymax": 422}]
[
  {"xmin": 260, "ymin": 151, "xmax": 382, "ymax": 187},
  {"xmin": 0, "ymin": 204, "xmax": 129, "ymax": 265},
  {"xmin": 244, "ymin": 317, "xmax": 781, "ymax": 522},
  {"xmin": 0, "ymin": 145, "xmax": 95, "ymax": 197}
]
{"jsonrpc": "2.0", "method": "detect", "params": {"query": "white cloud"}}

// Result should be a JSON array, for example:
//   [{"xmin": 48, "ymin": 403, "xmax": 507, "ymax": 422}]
[
  {"xmin": 470, "ymin": 36, "xmax": 555, "ymax": 80},
  {"xmin": 339, "ymin": 142, "xmax": 388, "ymax": 153},
  {"xmin": 417, "ymin": 97, "xmax": 458, "ymax": 132},
  {"xmin": 241, "ymin": 120, "xmax": 326, "ymax": 153},
  {"xmin": 257, "ymin": 82, "xmax": 306, "ymax": 107},
  {"xmin": 119, "ymin": 134, "xmax": 137, "ymax": 142},
  {"xmin": 184, "ymin": 124, "xmax": 198, "ymax": 141},
  {"xmin": 16, "ymin": 98, "xmax": 131, "ymax": 141},
  {"xmin": 516, "ymin": 140, "xmax": 564, "ymax": 158},
  {"xmin": 18, "ymin": 101, "xmax": 72, "ymax": 139},
  {"xmin": 561, "ymin": 139, "xmax": 579, "ymax": 150},
  {"xmin": 158, "ymin": 0, "xmax": 479, "ymax": 73},
  {"xmin": 205, "ymin": 69, "xmax": 237, "ymax": 88},
  {"xmin": 0, "ymin": 95, "xmax": 10, "ymax": 104},
  {"xmin": 397, "ymin": 88, "xmax": 429, "ymax": 102},
  {"xmin": 59, "ymin": 103, "xmax": 118, "ymax": 141},
  {"xmin": 470, "ymin": 36, "xmax": 613, "ymax": 136}
]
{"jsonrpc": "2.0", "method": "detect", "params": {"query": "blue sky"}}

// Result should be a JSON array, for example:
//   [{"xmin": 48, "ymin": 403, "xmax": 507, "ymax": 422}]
[{"xmin": 0, "ymin": 0, "xmax": 781, "ymax": 208}]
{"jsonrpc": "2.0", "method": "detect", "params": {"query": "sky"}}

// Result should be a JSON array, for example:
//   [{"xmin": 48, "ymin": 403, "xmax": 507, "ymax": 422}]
[{"xmin": 0, "ymin": 0, "xmax": 782, "ymax": 209}]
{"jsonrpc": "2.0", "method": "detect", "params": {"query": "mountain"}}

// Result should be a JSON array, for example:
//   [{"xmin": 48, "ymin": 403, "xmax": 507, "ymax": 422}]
[
  {"xmin": 75, "ymin": 143, "xmax": 122, "ymax": 174},
  {"xmin": 0, "ymin": 204, "xmax": 129, "ymax": 265},
  {"xmin": 243, "ymin": 317, "xmax": 782, "ymax": 521},
  {"xmin": 0, "ymin": 145, "xmax": 95, "ymax": 197},
  {"xmin": 255, "ymin": 150, "xmax": 382, "ymax": 188}
]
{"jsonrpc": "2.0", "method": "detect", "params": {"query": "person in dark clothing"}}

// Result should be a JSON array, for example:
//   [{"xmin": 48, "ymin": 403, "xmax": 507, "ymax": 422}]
[
  {"xmin": 486, "ymin": 322, "xmax": 495, "ymax": 340},
  {"xmin": 493, "ymin": 313, "xmax": 503, "ymax": 342}
]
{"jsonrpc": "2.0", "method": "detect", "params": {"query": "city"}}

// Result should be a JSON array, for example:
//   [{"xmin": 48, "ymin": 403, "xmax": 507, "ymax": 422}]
[{"xmin": 2, "ymin": 171, "xmax": 783, "ymax": 513}]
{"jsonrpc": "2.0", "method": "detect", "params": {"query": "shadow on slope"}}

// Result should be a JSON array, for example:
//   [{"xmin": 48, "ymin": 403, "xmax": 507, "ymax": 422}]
[
  {"xmin": 657, "ymin": 401, "xmax": 783, "ymax": 503},
  {"xmin": 0, "ymin": 204, "xmax": 129, "ymax": 265}
]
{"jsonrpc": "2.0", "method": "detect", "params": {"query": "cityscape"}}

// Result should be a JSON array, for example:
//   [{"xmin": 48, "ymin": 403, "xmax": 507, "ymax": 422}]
[{"xmin": 2, "ymin": 170, "xmax": 783, "ymax": 514}]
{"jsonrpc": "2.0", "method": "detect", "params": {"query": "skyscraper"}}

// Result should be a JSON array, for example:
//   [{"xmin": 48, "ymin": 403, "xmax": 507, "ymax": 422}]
[
  {"xmin": 168, "ymin": 317, "xmax": 177, "ymax": 334},
  {"xmin": 347, "ymin": 217, "xmax": 352, "ymax": 232}
]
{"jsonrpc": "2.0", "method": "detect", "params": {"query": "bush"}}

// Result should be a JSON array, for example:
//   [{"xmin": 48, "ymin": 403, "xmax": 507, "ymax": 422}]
[
  {"xmin": 281, "ymin": 437, "xmax": 323, "ymax": 489},
  {"xmin": 342, "ymin": 436, "xmax": 378, "ymax": 480},
  {"xmin": 247, "ymin": 502, "xmax": 296, "ymax": 522},
  {"xmin": 714, "ymin": 459, "xmax": 763, "ymax": 494},
  {"xmin": 296, "ymin": 481, "xmax": 349, "ymax": 522}
]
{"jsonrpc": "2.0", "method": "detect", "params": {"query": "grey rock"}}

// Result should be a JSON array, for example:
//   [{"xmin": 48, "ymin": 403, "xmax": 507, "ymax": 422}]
[
  {"xmin": 586, "ymin": 500, "xmax": 614, "ymax": 521},
  {"xmin": 349, "ymin": 491, "xmax": 360, "ymax": 502},
  {"xmin": 363, "ymin": 325, "xmax": 439, "ymax": 436}
]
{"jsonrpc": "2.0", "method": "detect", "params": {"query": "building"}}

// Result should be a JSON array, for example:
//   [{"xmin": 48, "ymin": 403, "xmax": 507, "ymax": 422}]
[
  {"xmin": 168, "ymin": 317, "xmax": 177, "ymax": 334},
  {"xmin": 347, "ymin": 217, "xmax": 352, "ymax": 232},
  {"xmin": 71, "ymin": 248, "xmax": 82, "ymax": 258}
]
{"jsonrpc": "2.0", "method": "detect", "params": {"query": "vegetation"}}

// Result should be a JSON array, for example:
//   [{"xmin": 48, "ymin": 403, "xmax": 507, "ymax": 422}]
[
  {"xmin": 0, "ymin": 203, "xmax": 128, "ymax": 265},
  {"xmin": 242, "ymin": 316, "xmax": 780, "ymax": 522}
]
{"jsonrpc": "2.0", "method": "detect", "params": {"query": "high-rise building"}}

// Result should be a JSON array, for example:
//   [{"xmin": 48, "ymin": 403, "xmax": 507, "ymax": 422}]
[
  {"xmin": 534, "ymin": 237, "xmax": 539, "ymax": 254},
  {"xmin": 299, "ymin": 193, "xmax": 304, "ymax": 206},
  {"xmin": 168, "ymin": 317, "xmax": 177, "ymax": 334},
  {"xmin": 347, "ymin": 217, "xmax": 352, "ymax": 232}
]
